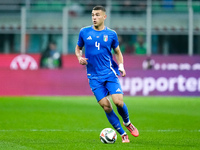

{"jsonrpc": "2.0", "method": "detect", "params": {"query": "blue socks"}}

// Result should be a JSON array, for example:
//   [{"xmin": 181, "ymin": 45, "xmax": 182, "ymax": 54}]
[
  {"xmin": 105, "ymin": 103, "xmax": 130, "ymax": 135},
  {"xmin": 106, "ymin": 110, "xmax": 125, "ymax": 135},
  {"xmin": 117, "ymin": 103, "xmax": 130, "ymax": 124}
]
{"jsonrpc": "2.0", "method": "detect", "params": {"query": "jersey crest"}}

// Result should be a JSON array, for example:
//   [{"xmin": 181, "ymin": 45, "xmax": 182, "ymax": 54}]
[{"xmin": 103, "ymin": 35, "xmax": 108, "ymax": 42}]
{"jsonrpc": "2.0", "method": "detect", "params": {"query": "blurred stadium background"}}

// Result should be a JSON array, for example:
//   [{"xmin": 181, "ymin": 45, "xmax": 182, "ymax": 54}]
[
  {"xmin": 0, "ymin": 1, "xmax": 200, "ymax": 149},
  {"xmin": 0, "ymin": 0, "xmax": 200, "ymax": 96}
]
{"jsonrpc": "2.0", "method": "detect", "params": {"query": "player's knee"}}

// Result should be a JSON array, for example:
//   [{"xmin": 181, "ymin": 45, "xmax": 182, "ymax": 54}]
[
  {"xmin": 112, "ymin": 94, "xmax": 124, "ymax": 107},
  {"xmin": 114, "ymin": 100, "xmax": 124, "ymax": 108},
  {"xmin": 102, "ymin": 105, "xmax": 112, "ymax": 113}
]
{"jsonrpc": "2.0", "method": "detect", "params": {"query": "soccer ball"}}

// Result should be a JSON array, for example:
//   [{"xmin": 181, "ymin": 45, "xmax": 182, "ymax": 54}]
[{"xmin": 100, "ymin": 128, "xmax": 117, "ymax": 144}]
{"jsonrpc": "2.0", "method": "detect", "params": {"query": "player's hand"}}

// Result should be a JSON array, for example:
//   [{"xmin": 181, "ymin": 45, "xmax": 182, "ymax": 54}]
[
  {"xmin": 78, "ymin": 57, "xmax": 88, "ymax": 65},
  {"xmin": 118, "ymin": 63, "xmax": 126, "ymax": 77},
  {"xmin": 120, "ymin": 70, "xmax": 126, "ymax": 77}
]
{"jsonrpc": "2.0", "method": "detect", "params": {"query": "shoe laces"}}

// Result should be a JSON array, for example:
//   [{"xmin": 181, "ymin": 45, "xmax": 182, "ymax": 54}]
[
  {"xmin": 128, "ymin": 124, "xmax": 135, "ymax": 131},
  {"xmin": 122, "ymin": 134, "xmax": 128, "ymax": 140}
]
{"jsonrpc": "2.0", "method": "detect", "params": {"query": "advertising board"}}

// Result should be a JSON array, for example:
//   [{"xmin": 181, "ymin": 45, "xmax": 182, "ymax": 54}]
[{"xmin": 0, "ymin": 54, "xmax": 199, "ymax": 96}]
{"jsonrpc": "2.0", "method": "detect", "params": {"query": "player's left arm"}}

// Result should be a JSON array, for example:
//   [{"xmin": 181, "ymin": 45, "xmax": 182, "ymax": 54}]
[{"xmin": 114, "ymin": 46, "xmax": 126, "ymax": 77}]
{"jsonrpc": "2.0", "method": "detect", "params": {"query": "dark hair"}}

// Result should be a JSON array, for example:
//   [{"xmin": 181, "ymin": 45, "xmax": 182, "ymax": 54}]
[{"xmin": 92, "ymin": 5, "xmax": 106, "ymax": 12}]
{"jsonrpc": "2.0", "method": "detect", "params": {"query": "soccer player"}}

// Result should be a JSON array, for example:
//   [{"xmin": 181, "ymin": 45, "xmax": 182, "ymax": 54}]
[{"xmin": 75, "ymin": 5, "xmax": 139, "ymax": 143}]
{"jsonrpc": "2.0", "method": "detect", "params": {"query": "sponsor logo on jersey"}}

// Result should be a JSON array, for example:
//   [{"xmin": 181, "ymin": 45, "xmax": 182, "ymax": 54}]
[{"xmin": 87, "ymin": 36, "xmax": 92, "ymax": 40}]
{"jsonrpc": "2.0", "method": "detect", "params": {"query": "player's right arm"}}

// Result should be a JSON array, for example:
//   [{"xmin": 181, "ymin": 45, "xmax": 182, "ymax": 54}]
[{"xmin": 75, "ymin": 45, "xmax": 88, "ymax": 65}]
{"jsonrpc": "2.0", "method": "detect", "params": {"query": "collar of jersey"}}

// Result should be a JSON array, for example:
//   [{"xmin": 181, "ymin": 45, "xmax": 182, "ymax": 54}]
[{"xmin": 91, "ymin": 25, "xmax": 107, "ymax": 31}]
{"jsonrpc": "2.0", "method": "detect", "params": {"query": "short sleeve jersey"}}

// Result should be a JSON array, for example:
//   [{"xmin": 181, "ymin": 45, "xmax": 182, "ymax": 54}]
[{"xmin": 77, "ymin": 25, "xmax": 120, "ymax": 79}]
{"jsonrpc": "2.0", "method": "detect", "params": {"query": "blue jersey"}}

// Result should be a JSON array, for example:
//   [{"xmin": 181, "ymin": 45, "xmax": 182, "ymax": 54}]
[{"xmin": 77, "ymin": 25, "xmax": 120, "ymax": 79}]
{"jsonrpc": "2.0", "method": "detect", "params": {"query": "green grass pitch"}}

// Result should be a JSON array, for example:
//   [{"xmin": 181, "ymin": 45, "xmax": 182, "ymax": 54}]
[{"xmin": 0, "ymin": 96, "xmax": 199, "ymax": 150}]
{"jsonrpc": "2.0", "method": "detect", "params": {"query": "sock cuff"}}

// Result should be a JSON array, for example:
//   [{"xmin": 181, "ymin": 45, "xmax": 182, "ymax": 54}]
[
  {"xmin": 106, "ymin": 109, "xmax": 114, "ymax": 115},
  {"xmin": 121, "ymin": 132, "xmax": 127, "ymax": 136},
  {"xmin": 124, "ymin": 120, "xmax": 131, "ymax": 126}
]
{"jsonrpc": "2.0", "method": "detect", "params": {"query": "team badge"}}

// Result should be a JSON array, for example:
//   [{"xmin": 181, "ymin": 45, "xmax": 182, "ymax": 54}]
[{"xmin": 103, "ymin": 35, "xmax": 108, "ymax": 42}]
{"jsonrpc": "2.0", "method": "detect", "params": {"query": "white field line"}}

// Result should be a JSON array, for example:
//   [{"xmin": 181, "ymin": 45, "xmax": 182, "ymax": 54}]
[{"xmin": 0, "ymin": 129, "xmax": 199, "ymax": 132}]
